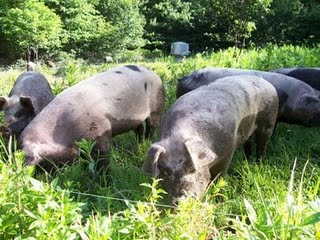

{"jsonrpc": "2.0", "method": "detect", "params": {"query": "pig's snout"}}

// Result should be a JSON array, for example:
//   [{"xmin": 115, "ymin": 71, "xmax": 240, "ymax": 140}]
[
  {"xmin": 171, "ymin": 189, "xmax": 198, "ymax": 205},
  {"xmin": 0, "ymin": 126, "xmax": 12, "ymax": 138}
]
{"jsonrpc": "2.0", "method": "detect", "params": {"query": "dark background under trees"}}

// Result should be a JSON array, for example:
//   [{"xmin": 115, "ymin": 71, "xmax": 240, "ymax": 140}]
[{"xmin": 0, "ymin": 0, "xmax": 319, "ymax": 64}]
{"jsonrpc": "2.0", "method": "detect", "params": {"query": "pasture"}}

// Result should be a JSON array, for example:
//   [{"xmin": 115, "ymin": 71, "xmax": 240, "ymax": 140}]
[{"xmin": 0, "ymin": 45, "xmax": 320, "ymax": 239}]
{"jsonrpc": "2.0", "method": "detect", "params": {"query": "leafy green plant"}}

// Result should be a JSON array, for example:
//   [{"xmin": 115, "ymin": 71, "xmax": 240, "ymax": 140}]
[
  {"xmin": 0, "ymin": 0, "xmax": 64, "ymax": 60},
  {"xmin": 232, "ymin": 159, "xmax": 320, "ymax": 239},
  {"xmin": 0, "ymin": 46, "xmax": 320, "ymax": 239},
  {"xmin": 0, "ymin": 138, "xmax": 85, "ymax": 239}
]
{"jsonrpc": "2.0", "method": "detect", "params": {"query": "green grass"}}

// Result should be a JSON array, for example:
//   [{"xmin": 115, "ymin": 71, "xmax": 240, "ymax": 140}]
[{"xmin": 0, "ymin": 45, "xmax": 320, "ymax": 239}]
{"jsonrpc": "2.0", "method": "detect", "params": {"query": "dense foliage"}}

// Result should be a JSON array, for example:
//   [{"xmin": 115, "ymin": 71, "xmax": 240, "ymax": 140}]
[
  {"xmin": 0, "ymin": 0, "xmax": 320, "ymax": 63},
  {"xmin": 0, "ymin": 45, "xmax": 320, "ymax": 239}
]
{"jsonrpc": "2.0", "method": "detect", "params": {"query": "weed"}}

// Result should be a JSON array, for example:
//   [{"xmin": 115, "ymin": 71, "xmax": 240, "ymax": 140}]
[{"xmin": 0, "ymin": 45, "xmax": 320, "ymax": 239}]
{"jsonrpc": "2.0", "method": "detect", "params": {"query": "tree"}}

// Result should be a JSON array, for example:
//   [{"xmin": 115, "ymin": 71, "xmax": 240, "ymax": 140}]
[
  {"xmin": 199, "ymin": 0, "xmax": 272, "ymax": 49},
  {"xmin": 142, "ymin": 0, "xmax": 272, "ymax": 52},
  {"xmin": 252, "ymin": 0, "xmax": 304, "ymax": 46},
  {"xmin": 97, "ymin": 0, "xmax": 146, "ymax": 53},
  {"xmin": 46, "ymin": 0, "xmax": 112, "ymax": 58},
  {"xmin": 295, "ymin": 1, "xmax": 320, "ymax": 45},
  {"xmin": 142, "ymin": 0, "xmax": 193, "ymax": 51},
  {"xmin": 0, "ymin": 0, "xmax": 63, "ymax": 61}
]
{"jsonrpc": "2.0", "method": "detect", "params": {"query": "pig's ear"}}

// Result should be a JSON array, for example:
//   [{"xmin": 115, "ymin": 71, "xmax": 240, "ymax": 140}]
[
  {"xmin": 295, "ymin": 94, "xmax": 319, "ymax": 108},
  {"xmin": 143, "ymin": 144, "xmax": 165, "ymax": 177},
  {"xmin": 301, "ymin": 95, "xmax": 319, "ymax": 105},
  {"xmin": 20, "ymin": 96, "xmax": 35, "ymax": 112},
  {"xmin": 0, "ymin": 97, "xmax": 8, "ymax": 111},
  {"xmin": 184, "ymin": 138, "xmax": 217, "ymax": 172},
  {"xmin": 314, "ymin": 89, "xmax": 320, "ymax": 99}
]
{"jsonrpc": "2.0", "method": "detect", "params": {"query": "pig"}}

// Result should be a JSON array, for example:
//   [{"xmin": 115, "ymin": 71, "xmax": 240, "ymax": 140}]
[
  {"xmin": 20, "ymin": 65, "xmax": 165, "ymax": 169},
  {"xmin": 143, "ymin": 75, "xmax": 278, "ymax": 203},
  {"xmin": 271, "ymin": 67, "xmax": 320, "ymax": 91},
  {"xmin": 177, "ymin": 67, "xmax": 320, "ymax": 127},
  {"xmin": 0, "ymin": 71, "xmax": 54, "ymax": 138}
]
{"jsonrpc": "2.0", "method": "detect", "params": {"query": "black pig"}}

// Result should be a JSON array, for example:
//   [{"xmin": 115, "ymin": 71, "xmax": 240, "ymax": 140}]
[{"xmin": 0, "ymin": 71, "xmax": 54, "ymax": 138}]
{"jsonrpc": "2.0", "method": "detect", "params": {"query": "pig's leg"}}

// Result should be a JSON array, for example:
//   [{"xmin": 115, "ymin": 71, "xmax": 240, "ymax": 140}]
[
  {"xmin": 146, "ymin": 88, "xmax": 164, "ymax": 138},
  {"xmin": 271, "ymin": 121, "xmax": 278, "ymax": 137},
  {"xmin": 134, "ymin": 124, "xmax": 144, "ymax": 142},
  {"xmin": 255, "ymin": 106, "xmax": 277, "ymax": 159},
  {"xmin": 243, "ymin": 134, "xmax": 255, "ymax": 159},
  {"xmin": 93, "ymin": 130, "xmax": 112, "ymax": 173},
  {"xmin": 145, "ymin": 112, "xmax": 161, "ymax": 138},
  {"xmin": 255, "ymin": 126, "xmax": 273, "ymax": 159}
]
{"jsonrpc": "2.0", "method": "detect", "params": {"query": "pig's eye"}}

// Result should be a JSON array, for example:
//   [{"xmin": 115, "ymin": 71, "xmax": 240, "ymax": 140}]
[
  {"xmin": 14, "ymin": 112, "xmax": 23, "ymax": 118},
  {"xmin": 163, "ymin": 167, "xmax": 172, "ymax": 176},
  {"xmin": 159, "ymin": 165, "xmax": 172, "ymax": 176}
]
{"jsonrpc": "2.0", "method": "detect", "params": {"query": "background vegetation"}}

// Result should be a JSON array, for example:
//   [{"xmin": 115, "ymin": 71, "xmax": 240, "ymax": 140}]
[
  {"xmin": 0, "ymin": 0, "xmax": 320, "ymax": 238},
  {"xmin": 0, "ymin": 45, "xmax": 320, "ymax": 238},
  {"xmin": 0, "ymin": 0, "xmax": 320, "ymax": 63}
]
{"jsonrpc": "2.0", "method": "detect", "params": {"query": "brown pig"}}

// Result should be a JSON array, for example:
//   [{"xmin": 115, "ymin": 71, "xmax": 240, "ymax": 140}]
[
  {"xmin": 20, "ymin": 65, "xmax": 164, "ymax": 169},
  {"xmin": 0, "ymin": 71, "xmax": 54, "ymax": 138},
  {"xmin": 143, "ymin": 75, "xmax": 278, "ymax": 203}
]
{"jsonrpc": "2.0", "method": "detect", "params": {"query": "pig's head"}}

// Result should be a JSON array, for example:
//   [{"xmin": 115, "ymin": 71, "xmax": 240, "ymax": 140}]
[
  {"xmin": 291, "ymin": 93, "xmax": 320, "ymax": 127},
  {"xmin": 143, "ymin": 137, "xmax": 217, "ymax": 204},
  {"xmin": 0, "ymin": 96, "xmax": 36, "ymax": 137}
]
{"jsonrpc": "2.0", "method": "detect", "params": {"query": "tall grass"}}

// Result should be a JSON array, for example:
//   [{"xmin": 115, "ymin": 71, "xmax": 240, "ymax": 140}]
[{"xmin": 0, "ymin": 45, "xmax": 320, "ymax": 239}]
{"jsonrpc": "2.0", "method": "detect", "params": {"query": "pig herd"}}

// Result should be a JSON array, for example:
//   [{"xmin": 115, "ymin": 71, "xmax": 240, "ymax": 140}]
[{"xmin": 1, "ymin": 65, "xmax": 320, "ymax": 204}]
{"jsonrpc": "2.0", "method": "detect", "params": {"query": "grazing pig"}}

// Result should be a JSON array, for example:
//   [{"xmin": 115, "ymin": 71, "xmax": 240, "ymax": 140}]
[
  {"xmin": 271, "ymin": 67, "xmax": 320, "ymax": 91},
  {"xmin": 20, "ymin": 65, "xmax": 164, "ymax": 168},
  {"xmin": 144, "ymin": 75, "xmax": 278, "ymax": 203},
  {"xmin": 0, "ymin": 71, "xmax": 54, "ymax": 138},
  {"xmin": 177, "ymin": 67, "xmax": 320, "ymax": 127}
]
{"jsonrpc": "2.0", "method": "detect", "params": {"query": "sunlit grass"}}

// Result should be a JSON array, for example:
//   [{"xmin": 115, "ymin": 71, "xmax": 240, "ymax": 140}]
[{"xmin": 0, "ymin": 45, "xmax": 320, "ymax": 239}]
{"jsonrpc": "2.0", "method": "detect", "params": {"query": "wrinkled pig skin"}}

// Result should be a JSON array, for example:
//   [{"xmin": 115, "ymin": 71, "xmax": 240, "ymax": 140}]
[
  {"xmin": 0, "ymin": 71, "xmax": 54, "ymax": 138},
  {"xmin": 144, "ymin": 75, "xmax": 278, "ymax": 203},
  {"xmin": 271, "ymin": 67, "xmax": 320, "ymax": 91},
  {"xmin": 177, "ymin": 67, "xmax": 320, "ymax": 127},
  {"xmin": 20, "ymin": 65, "xmax": 165, "ymax": 169}
]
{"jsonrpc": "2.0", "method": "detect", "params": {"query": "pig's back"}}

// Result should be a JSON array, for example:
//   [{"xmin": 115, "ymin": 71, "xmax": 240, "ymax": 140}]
[
  {"xmin": 164, "ymin": 75, "xmax": 276, "ymax": 140},
  {"xmin": 20, "ymin": 65, "xmax": 158, "ymax": 143}
]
